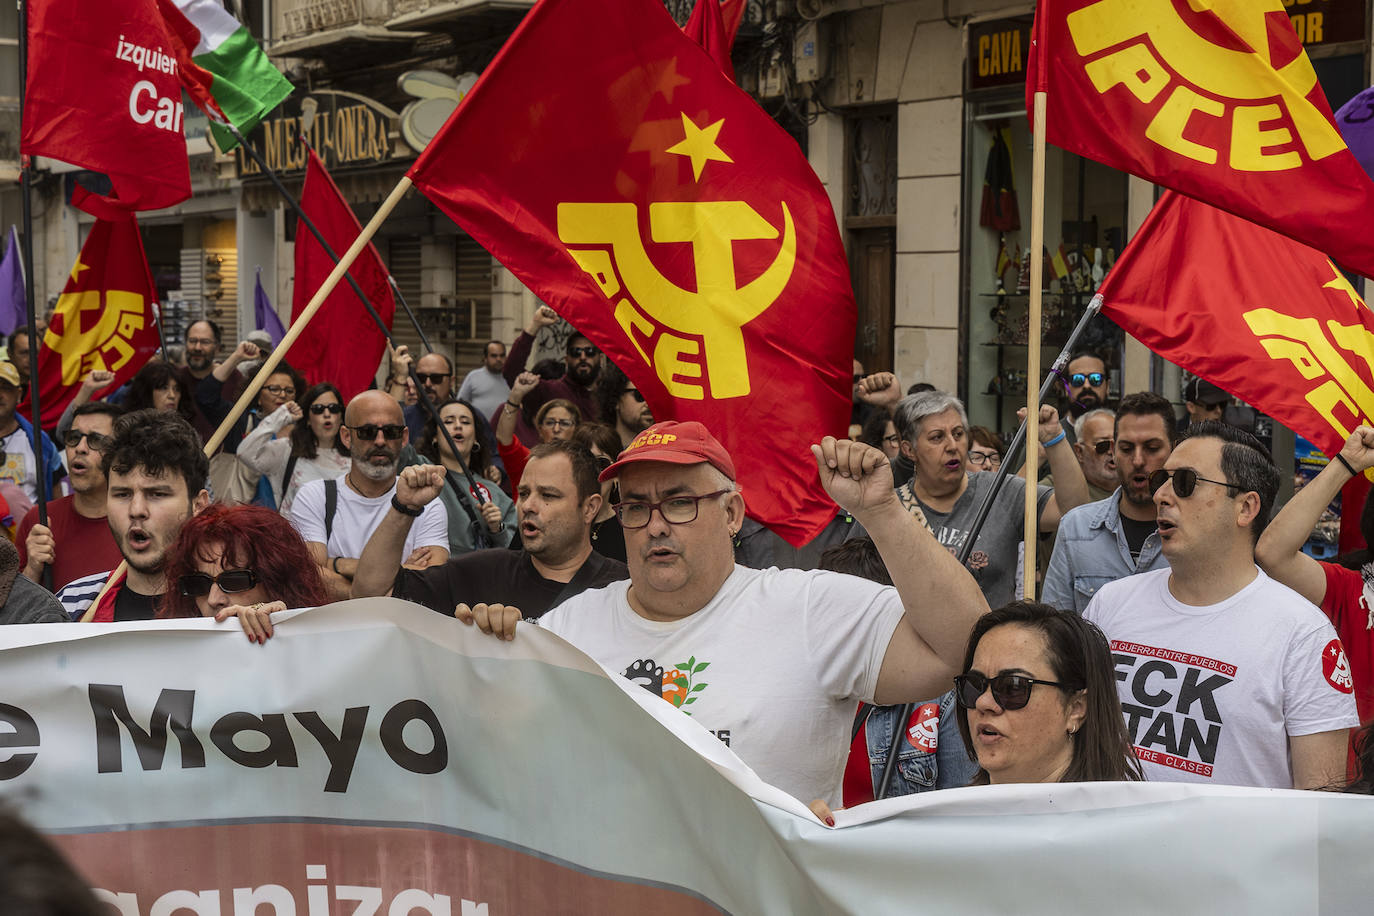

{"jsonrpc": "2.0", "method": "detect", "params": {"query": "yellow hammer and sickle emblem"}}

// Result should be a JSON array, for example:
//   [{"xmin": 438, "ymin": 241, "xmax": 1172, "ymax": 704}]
[
  {"xmin": 1067, "ymin": 0, "xmax": 1343, "ymax": 170},
  {"xmin": 559, "ymin": 200, "xmax": 796, "ymax": 400},
  {"xmin": 44, "ymin": 289, "xmax": 146, "ymax": 385}
]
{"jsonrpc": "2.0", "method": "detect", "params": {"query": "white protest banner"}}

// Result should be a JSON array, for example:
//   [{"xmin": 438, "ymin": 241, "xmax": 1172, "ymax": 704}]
[{"xmin": 0, "ymin": 598, "xmax": 1371, "ymax": 914}]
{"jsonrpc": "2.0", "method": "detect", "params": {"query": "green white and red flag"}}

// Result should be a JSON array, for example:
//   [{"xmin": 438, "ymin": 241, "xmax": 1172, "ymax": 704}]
[{"xmin": 157, "ymin": 0, "xmax": 292, "ymax": 151}]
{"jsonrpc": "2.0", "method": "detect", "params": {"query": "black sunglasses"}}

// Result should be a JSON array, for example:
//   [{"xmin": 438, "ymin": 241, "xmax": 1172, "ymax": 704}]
[
  {"xmin": 309, "ymin": 402, "xmax": 343, "ymax": 415},
  {"xmin": 1090, "ymin": 439, "xmax": 1113, "ymax": 456},
  {"xmin": 569, "ymin": 345, "xmax": 599, "ymax": 358},
  {"xmin": 415, "ymin": 372, "xmax": 451, "ymax": 385},
  {"xmin": 348, "ymin": 423, "xmax": 406, "ymax": 441},
  {"xmin": 954, "ymin": 672, "xmax": 1076, "ymax": 711},
  {"xmin": 1148, "ymin": 468, "xmax": 1241, "ymax": 498},
  {"xmin": 622, "ymin": 388, "xmax": 645, "ymax": 402},
  {"xmin": 64, "ymin": 430, "xmax": 114, "ymax": 451},
  {"xmin": 1069, "ymin": 372, "xmax": 1106, "ymax": 388},
  {"xmin": 178, "ymin": 569, "xmax": 258, "ymax": 597}
]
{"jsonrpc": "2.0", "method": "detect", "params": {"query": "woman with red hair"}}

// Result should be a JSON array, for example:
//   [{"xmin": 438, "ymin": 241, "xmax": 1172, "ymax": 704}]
[{"xmin": 159, "ymin": 504, "xmax": 329, "ymax": 642}]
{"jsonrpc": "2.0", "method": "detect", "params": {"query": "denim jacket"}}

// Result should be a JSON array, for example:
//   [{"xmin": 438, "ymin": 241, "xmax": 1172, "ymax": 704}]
[
  {"xmin": 864, "ymin": 690, "xmax": 980, "ymax": 797},
  {"xmin": 1042, "ymin": 488, "xmax": 1169, "ymax": 615}
]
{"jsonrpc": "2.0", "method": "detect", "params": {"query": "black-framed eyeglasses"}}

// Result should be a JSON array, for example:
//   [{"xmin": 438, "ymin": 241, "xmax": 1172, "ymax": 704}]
[
  {"xmin": 262, "ymin": 385, "xmax": 295, "ymax": 397},
  {"xmin": 968, "ymin": 450, "xmax": 1002, "ymax": 467},
  {"xmin": 954, "ymin": 672, "xmax": 1077, "ymax": 711},
  {"xmin": 64, "ymin": 430, "xmax": 114, "ymax": 452},
  {"xmin": 622, "ymin": 388, "xmax": 645, "ymax": 402},
  {"xmin": 416, "ymin": 372, "xmax": 451, "ymax": 385},
  {"xmin": 569, "ymin": 345, "xmax": 599, "ymax": 358},
  {"xmin": 883, "ymin": 433, "xmax": 900, "ymax": 447},
  {"xmin": 1089, "ymin": 439, "xmax": 1114, "ymax": 456},
  {"xmin": 309, "ymin": 402, "xmax": 343, "ymax": 415},
  {"xmin": 1148, "ymin": 468, "xmax": 1241, "ymax": 499},
  {"xmin": 178, "ymin": 569, "xmax": 258, "ymax": 597},
  {"xmin": 541, "ymin": 417, "xmax": 575, "ymax": 430},
  {"xmin": 348, "ymin": 423, "xmax": 406, "ymax": 441},
  {"xmin": 1069, "ymin": 372, "xmax": 1106, "ymax": 388},
  {"xmin": 614, "ymin": 489, "xmax": 730, "ymax": 529}
]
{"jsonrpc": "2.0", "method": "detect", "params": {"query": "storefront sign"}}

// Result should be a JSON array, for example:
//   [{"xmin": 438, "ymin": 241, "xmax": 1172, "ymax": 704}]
[
  {"xmin": 235, "ymin": 90, "xmax": 406, "ymax": 177},
  {"xmin": 968, "ymin": 16, "xmax": 1032, "ymax": 91},
  {"xmin": 1283, "ymin": 0, "xmax": 1366, "ymax": 47}
]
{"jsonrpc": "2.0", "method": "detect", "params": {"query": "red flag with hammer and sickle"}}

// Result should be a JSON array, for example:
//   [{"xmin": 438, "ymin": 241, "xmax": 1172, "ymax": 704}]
[
  {"xmin": 1100, "ymin": 190, "xmax": 1374, "ymax": 460},
  {"xmin": 22, "ymin": 0, "xmax": 191, "ymax": 213},
  {"xmin": 1030, "ymin": 0, "xmax": 1374, "ymax": 279},
  {"xmin": 408, "ymin": 0, "xmax": 855, "ymax": 546},
  {"xmin": 27, "ymin": 216, "xmax": 160, "ymax": 427}
]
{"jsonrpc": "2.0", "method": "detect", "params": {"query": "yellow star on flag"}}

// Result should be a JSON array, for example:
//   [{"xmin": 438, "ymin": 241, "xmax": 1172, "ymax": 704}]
[
  {"xmin": 1323, "ymin": 263, "xmax": 1365, "ymax": 310},
  {"xmin": 666, "ymin": 112, "xmax": 732, "ymax": 182},
  {"xmin": 69, "ymin": 256, "xmax": 89, "ymax": 285}
]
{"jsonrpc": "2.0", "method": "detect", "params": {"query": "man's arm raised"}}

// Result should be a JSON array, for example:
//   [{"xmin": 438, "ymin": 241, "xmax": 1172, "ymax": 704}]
[
  {"xmin": 1256, "ymin": 426, "xmax": 1374, "ymax": 607},
  {"xmin": 350, "ymin": 464, "xmax": 447, "ymax": 598},
  {"xmin": 812, "ymin": 437, "xmax": 989, "ymax": 706}
]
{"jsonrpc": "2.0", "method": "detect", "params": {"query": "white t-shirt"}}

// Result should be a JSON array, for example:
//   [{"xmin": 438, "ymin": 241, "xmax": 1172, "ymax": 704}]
[
  {"xmin": 289, "ymin": 476, "xmax": 448, "ymax": 560},
  {"xmin": 0, "ymin": 426, "xmax": 38, "ymax": 504},
  {"xmin": 538, "ymin": 565, "xmax": 905, "ymax": 806},
  {"xmin": 1084, "ymin": 567, "xmax": 1358, "ymax": 788}
]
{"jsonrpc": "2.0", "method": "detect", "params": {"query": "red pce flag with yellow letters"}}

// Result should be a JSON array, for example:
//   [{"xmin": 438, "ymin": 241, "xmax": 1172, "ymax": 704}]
[
  {"xmin": 25, "ymin": 217, "xmax": 160, "ymax": 427},
  {"xmin": 408, "ymin": 0, "xmax": 855, "ymax": 545},
  {"xmin": 1099, "ymin": 190, "xmax": 1374, "ymax": 459},
  {"xmin": 22, "ymin": 0, "xmax": 191, "ymax": 212},
  {"xmin": 1029, "ymin": 0, "xmax": 1374, "ymax": 279}
]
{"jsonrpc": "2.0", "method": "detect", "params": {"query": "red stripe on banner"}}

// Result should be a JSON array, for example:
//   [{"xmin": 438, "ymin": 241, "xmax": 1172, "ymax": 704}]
[
  {"xmin": 1133, "ymin": 746, "xmax": 1214, "ymax": 779},
  {"xmin": 1110, "ymin": 640, "xmax": 1237, "ymax": 678}
]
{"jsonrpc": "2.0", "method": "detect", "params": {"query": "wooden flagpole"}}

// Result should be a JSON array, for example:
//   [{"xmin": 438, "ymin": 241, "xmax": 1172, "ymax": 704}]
[
  {"xmin": 82, "ymin": 176, "xmax": 414, "ymax": 620},
  {"xmin": 1024, "ymin": 90, "xmax": 1047, "ymax": 599}
]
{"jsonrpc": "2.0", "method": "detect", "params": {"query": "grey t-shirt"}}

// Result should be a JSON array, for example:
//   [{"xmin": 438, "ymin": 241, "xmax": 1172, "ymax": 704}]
[{"xmin": 898, "ymin": 472, "xmax": 1052, "ymax": 608}]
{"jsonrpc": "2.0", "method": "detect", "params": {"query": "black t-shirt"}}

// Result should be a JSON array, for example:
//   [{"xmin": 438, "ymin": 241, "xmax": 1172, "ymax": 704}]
[
  {"xmin": 392, "ymin": 549, "xmax": 628, "ymax": 620},
  {"xmin": 1118, "ymin": 512, "xmax": 1158, "ymax": 563},
  {"xmin": 590, "ymin": 517, "xmax": 627, "ymax": 563},
  {"xmin": 113, "ymin": 586, "xmax": 161, "ymax": 622}
]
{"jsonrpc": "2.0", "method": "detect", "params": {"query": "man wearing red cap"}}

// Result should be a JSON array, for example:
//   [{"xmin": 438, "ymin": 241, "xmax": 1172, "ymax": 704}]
[{"xmin": 455, "ymin": 420, "xmax": 990, "ymax": 806}]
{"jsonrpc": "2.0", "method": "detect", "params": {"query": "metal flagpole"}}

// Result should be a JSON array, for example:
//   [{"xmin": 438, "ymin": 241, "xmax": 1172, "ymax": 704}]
[
  {"xmin": 17, "ymin": 0, "xmax": 49, "ymax": 551},
  {"xmin": 873, "ymin": 293, "xmax": 1104, "ymax": 800}
]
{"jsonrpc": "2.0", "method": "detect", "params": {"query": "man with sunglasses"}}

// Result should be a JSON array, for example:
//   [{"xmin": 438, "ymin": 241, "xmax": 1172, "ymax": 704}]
[
  {"xmin": 290, "ymin": 391, "xmax": 449, "ymax": 601},
  {"xmin": 402, "ymin": 352, "xmax": 457, "ymax": 443},
  {"xmin": 1062, "ymin": 352, "xmax": 1110, "ymax": 424},
  {"xmin": 1083, "ymin": 421, "xmax": 1356, "ymax": 789},
  {"xmin": 17, "ymin": 403, "xmax": 125, "ymax": 593},
  {"xmin": 450, "ymin": 421, "xmax": 989, "ymax": 806},
  {"xmin": 500, "ymin": 306, "xmax": 603, "ymax": 446},
  {"xmin": 1044, "ymin": 393, "xmax": 1176, "ymax": 615}
]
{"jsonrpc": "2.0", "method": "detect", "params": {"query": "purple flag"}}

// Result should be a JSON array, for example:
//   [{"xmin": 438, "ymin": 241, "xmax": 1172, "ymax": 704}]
[
  {"xmin": 1336, "ymin": 87, "xmax": 1374, "ymax": 182},
  {"xmin": 254, "ymin": 268, "xmax": 285, "ymax": 345},
  {"xmin": 0, "ymin": 227, "xmax": 26, "ymax": 337}
]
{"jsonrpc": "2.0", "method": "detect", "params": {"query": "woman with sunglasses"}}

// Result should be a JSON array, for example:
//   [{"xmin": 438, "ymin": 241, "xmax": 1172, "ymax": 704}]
[
  {"xmin": 159, "ymin": 504, "xmax": 329, "ymax": 643},
  {"xmin": 955, "ymin": 601, "xmax": 1141, "ymax": 785},
  {"xmin": 238, "ymin": 383, "xmax": 351, "ymax": 514},
  {"xmin": 496, "ymin": 371, "xmax": 583, "ymax": 489},
  {"xmin": 416, "ymin": 398, "xmax": 516, "ymax": 555}
]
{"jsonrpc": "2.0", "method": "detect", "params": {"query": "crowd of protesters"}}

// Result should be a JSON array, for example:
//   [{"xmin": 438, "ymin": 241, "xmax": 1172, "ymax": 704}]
[{"xmin": 0, "ymin": 312, "xmax": 1370, "ymax": 820}]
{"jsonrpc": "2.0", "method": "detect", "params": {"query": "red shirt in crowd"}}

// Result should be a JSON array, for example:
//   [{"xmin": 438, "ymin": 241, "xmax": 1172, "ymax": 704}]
[
  {"xmin": 16, "ymin": 495, "xmax": 123, "ymax": 592},
  {"xmin": 1319, "ymin": 561, "xmax": 1373, "ymax": 774}
]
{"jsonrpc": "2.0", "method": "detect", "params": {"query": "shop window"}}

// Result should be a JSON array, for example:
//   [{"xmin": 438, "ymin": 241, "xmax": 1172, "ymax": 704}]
[{"xmin": 845, "ymin": 109, "xmax": 897, "ymax": 372}]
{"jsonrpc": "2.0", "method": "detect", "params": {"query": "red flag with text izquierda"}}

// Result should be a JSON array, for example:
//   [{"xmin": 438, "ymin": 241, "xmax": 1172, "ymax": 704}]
[
  {"xmin": 22, "ymin": 0, "xmax": 191, "ymax": 212},
  {"xmin": 1029, "ymin": 0, "xmax": 1374, "ymax": 278},
  {"xmin": 290, "ymin": 149, "xmax": 396, "ymax": 401},
  {"xmin": 1100, "ymin": 190, "xmax": 1374, "ymax": 459},
  {"xmin": 26, "ymin": 217, "xmax": 160, "ymax": 427},
  {"xmin": 408, "ymin": 0, "xmax": 855, "ymax": 546}
]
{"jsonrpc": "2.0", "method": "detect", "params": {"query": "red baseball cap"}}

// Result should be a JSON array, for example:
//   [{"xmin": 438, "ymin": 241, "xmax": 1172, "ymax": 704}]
[{"xmin": 599, "ymin": 420, "xmax": 736, "ymax": 483}]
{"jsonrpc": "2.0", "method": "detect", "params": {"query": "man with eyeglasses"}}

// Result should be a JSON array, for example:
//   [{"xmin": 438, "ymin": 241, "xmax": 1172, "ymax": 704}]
[
  {"xmin": 177, "ymin": 319, "xmax": 241, "ymax": 443},
  {"xmin": 1062, "ymin": 352, "xmax": 1110, "ymax": 423},
  {"xmin": 57, "ymin": 411, "xmax": 211, "ymax": 622},
  {"xmin": 1083, "ymin": 421, "xmax": 1356, "ymax": 789},
  {"xmin": 1044, "ymin": 393, "xmax": 1176, "ymax": 615},
  {"xmin": 448, "ymin": 420, "xmax": 989, "ymax": 806},
  {"xmin": 501, "ymin": 306, "xmax": 603, "ymax": 446},
  {"xmin": 352, "ymin": 439, "xmax": 627, "ymax": 616},
  {"xmin": 290, "ymin": 391, "xmax": 449, "ymax": 601},
  {"xmin": 17, "ymin": 402, "xmax": 125, "ymax": 592},
  {"xmin": 1071, "ymin": 408, "xmax": 1118, "ymax": 501}
]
